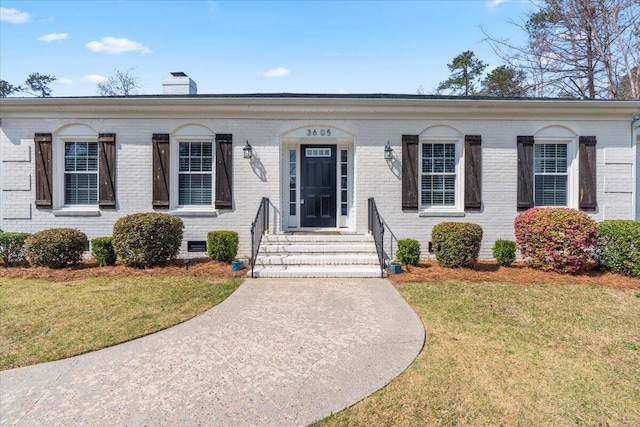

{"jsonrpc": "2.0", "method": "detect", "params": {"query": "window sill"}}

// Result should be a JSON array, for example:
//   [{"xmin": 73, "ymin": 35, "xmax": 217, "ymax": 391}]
[
  {"xmin": 169, "ymin": 208, "xmax": 219, "ymax": 217},
  {"xmin": 419, "ymin": 211, "xmax": 466, "ymax": 218},
  {"xmin": 53, "ymin": 207, "xmax": 101, "ymax": 217}
]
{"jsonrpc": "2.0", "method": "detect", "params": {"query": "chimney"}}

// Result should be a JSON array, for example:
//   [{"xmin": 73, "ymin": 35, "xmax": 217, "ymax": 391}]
[{"xmin": 162, "ymin": 72, "xmax": 197, "ymax": 95}]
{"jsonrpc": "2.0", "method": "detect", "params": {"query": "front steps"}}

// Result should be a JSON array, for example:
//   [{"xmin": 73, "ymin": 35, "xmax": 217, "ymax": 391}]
[{"xmin": 250, "ymin": 234, "xmax": 385, "ymax": 278}]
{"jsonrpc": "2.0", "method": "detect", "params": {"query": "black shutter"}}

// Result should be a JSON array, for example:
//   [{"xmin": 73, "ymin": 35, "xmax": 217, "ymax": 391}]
[
  {"xmin": 152, "ymin": 133, "xmax": 170, "ymax": 208},
  {"xmin": 517, "ymin": 136, "xmax": 535, "ymax": 210},
  {"xmin": 464, "ymin": 135, "xmax": 482, "ymax": 211},
  {"xmin": 402, "ymin": 135, "xmax": 419, "ymax": 210},
  {"xmin": 579, "ymin": 136, "xmax": 597, "ymax": 211},
  {"xmin": 34, "ymin": 133, "xmax": 53, "ymax": 208},
  {"xmin": 215, "ymin": 134, "xmax": 233, "ymax": 209},
  {"xmin": 98, "ymin": 133, "xmax": 116, "ymax": 207}
]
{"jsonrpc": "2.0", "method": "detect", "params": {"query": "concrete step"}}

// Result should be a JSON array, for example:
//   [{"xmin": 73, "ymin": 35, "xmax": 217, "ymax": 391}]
[
  {"xmin": 262, "ymin": 234, "xmax": 374, "ymax": 244},
  {"xmin": 251, "ymin": 233, "xmax": 384, "ymax": 278},
  {"xmin": 255, "ymin": 253, "xmax": 380, "ymax": 266},
  {"xmin": 258, "ymin": 244, "xmax": 377, "ymax": 254},
  {"xmin": 250, "ymin": 265, "xmax": 386, "ymax": 278}
]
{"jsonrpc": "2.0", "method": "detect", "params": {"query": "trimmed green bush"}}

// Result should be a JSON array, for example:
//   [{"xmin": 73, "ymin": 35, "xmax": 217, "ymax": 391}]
[
  {"xmin": 493, "ymin": 239, "xmax": 516, "ymax": 267},
  {"xmin": 25, "ymin": 228, "xmax": 88, "ymax": 268},
  {"xmin": 396, "ymin": 238, "xmax": 421, "ymax": 266},
  {"xmin": 432, "ymin": 222, "xmax": 483, "ymax": 268},
  {"xmin": 514, "ymin": 208, "xmax": 597, "ymax": 273},
  {"xmin": 112, "ymin": 213, "xmax": 184, "ymax": 268},
  {"xmin": 0, "ymin": 231, "xmax": 31, "ymax": 266},
  {"xmin": 594, "ymin": 220, "xmax": 640, "ymax": 277},
  {"xmin": 207, "ymin": 230, "xmax": 239, "ymax": 262},
  {"xmin": 91, "ymin": 236, "xmax": 117, "ymax": 266}
]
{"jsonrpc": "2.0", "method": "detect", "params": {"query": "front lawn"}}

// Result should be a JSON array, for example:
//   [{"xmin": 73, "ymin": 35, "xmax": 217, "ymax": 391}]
[
  {"xmin": 0, "ymin": 275, "xmax": 242, "ymax": 370},
  {"xmin": 318, "ymin": 281, "xmax": 640, "ymax": 426}
]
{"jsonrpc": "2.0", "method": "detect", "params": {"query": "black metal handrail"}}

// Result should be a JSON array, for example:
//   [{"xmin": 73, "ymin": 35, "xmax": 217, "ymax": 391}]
[
  {"xmin": 368, "ymin": 197, "xmax": 385, "ymax": 278},
  {"xmin": 250, "ymin": 197, "xmax": 269, "ymax": 278}
]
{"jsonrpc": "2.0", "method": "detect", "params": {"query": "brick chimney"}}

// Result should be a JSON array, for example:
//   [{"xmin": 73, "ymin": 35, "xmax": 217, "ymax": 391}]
[{"xmin": 162, "ymin": 72, "xmax": 197, "ymax": 95}]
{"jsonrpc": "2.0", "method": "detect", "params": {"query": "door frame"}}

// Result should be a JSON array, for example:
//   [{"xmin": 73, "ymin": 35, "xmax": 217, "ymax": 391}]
[{"xmin": 280, "ymin": 126, "xmax": 355, "ymax": 231}]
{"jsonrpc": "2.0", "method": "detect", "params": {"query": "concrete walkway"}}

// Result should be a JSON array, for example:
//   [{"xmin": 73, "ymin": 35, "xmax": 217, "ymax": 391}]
[{"xmin": 1, "ymin": 278, "xmax": 424, "ymax": 426}]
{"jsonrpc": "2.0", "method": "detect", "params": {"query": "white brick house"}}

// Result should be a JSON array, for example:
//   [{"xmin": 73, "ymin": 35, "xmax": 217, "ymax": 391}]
[{"xmin": 1, "ymin": 88, "xmax": 639, "ymax": 268}]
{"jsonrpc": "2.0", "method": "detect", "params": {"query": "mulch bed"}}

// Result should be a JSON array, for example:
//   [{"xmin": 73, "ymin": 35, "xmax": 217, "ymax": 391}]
[
  {"xmin": 0, "ymin": 258, "xmax": 247, "ymax": 282},
  {"xmin": 388, "ymin": 260, "xmax": 640, "ymax": 289},
  {"xmin": 1, "ymin": 258, "xmax": 637, "ymax": 289}
]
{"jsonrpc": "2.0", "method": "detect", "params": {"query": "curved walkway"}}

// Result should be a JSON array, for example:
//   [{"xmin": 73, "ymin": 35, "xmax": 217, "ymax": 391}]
[{"xmin": 1, "ymin": 278, "xmax": 424, "ymax": 426}]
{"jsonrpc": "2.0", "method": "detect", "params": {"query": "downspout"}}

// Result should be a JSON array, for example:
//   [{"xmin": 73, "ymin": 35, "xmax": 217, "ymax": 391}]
[{"xmin": 633, "ymin": 115, "xmax": 640, "ymax": 220}]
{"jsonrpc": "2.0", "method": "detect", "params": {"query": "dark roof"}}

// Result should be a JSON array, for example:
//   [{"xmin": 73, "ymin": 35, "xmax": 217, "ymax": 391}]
[{"xmin": 6, "ymin": 93, "xmax": 626, "ymax": 101}]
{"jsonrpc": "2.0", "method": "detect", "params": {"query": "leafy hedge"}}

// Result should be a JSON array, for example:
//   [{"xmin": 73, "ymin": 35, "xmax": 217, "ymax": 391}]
[
  {"xmin": 432, "ymin": 222, "xmax": 483, "ymax": 268},
  {"xmin": 514, "ymin": 208, "xmax": 597, "ymax": 273},
  {"xmin": 207, "ymin": 230, "xmax": 239, "ymax": 262},
  {"xmin": 0, "ymin": 231, "xmax": 31, "ymax": 266},
  {"xmin": 396, "ymin": 238, "xmax": 421, "ymax": 266},
  {"xmin": 25, "ymin": 228, "xmax": 88, "ymax": 268},
  {"xmin": 112, "ymin": 213, "xmax": 184, "ymax": 268},
  {"xmin": 594, "ymin": 220, "xmax": 640, "ymax": 277},
  {"xmin": 91, "ymin": 236, "xmax": 117, "ymax": 266},
  {"xmin": 492, "ymin": 239, "xmax": 516, "ymax": 267}
]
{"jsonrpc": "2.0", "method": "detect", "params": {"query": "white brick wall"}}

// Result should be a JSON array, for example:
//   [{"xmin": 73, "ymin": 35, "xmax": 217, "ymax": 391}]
[{"xmin": 1, "ymin": 99, "xmax": 637, "ymax": 260}]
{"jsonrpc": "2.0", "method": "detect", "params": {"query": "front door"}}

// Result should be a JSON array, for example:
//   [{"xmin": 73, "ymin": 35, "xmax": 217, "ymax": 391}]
[{"xmin": 301, "ymin": 145, "xmax": 336, "ymax": 227}]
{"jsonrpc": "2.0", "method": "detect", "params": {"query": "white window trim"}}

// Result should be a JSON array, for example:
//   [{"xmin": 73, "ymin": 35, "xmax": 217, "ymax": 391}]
[
  {"xmin": 418, "ymin": 136, "xmax": 464, "ymax": 213},
  {"xmin": 533, "ymin": 137, "xmax": 578, "ymax": 208},
  {"xmin": 53, "ymin": 135, "xmax": 100, "ymax": 215},
  {"xmin": 169, "ymin": 136, "xmax": 217, "ymax": 214}
]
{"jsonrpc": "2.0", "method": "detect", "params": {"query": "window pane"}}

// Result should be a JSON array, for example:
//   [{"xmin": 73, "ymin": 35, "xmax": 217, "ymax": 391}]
[
  {"xmin": 179, "ymin": 173, "xmax": 212, "ymax": 205},
  {"xmin": 535, "ymin": 175, "xmax": 567, "ymax": 206}
]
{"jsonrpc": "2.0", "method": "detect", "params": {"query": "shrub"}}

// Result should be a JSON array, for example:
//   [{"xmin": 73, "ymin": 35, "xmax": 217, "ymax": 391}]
[
  {"xmin": 396, "ymin": 238, "xmax": 421, "ymax": 266},
  {"xmin": 91, "ymin": 236, "xmax": 117, "ymax": 266},
  {"xmin": 594, "ymin": 220, "xmax": 640, "ymax": 277},
  {"xmin": 112, "ymin": 213, "xmax": 184, "ymax": 268},
  {"xmin": 514, "ymin": 207, "xmax": 597, "ymax": 273},
  {"xmin": 25, "ymin": 228, "xmax": 88, "ymax": 268},
  {"xmin": 432, "ymin": 222, "xmax": 483, "ymax": 268},
  {"xmin": 207, "ymin": 230, "xmax": 239, "ymax": 262},
  {"xmin": 492, "ymin": 239, "xmax": 516, "ymax": 267},
  {"xmin": 0, "ymin": 232, "xmax": 31, "ymax": 266}
]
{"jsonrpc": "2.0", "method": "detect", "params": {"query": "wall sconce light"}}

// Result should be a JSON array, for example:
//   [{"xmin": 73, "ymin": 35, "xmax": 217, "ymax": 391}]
[
  {"xmin": 384, "ymin": 141, "xmax": 393, "ymax": 160},
  {"xmin": 243, "ymin": 140, "xmax": 253, "ymax": 159}
]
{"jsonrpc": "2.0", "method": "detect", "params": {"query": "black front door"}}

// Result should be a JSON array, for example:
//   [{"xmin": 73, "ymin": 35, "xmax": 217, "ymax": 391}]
[{"xmin": 301, "ymin": 145, "xmax": 336, "ymax": 227}]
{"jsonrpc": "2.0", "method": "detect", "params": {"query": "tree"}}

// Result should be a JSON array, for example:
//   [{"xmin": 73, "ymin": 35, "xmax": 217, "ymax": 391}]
[
  {"xmin": 618, "ymin": 67, "xmax": 640, "ymax": 99},
  {"xmin": 481, "ymin": 65, "xmax": 529, "ymax": 97},
  {"xmin": 96, "ymin": 69, "xmax": 141, "ymax": 96},
  {"xmin": 0, "ymin": 80, "xmax": 22, "ymax": 97},
  {"xmin": 23, "ymin": 73, "xmax": 56, "ymax": 97},
  {"xmin": 437, "ymin": 51, "xmax": 488, "ymax": 96},
  {"xmin": 484, "ymin": 0, "xmax": 640, "ymax": 99}
]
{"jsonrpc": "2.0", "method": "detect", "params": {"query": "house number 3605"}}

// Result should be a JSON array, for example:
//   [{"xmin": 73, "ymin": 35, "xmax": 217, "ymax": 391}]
[{"xmin": 306, "ymin": 128, "xmax": 332, "ymax": 137}]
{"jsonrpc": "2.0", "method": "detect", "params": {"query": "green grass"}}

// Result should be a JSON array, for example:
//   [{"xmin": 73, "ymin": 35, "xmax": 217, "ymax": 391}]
[
  {"xmin": 0, "ymin": 276, "xmax": 242, "ymax": 370},
  {"xmin": 317, "ymin": 282, "xmax": 640, "ymax": 426}
]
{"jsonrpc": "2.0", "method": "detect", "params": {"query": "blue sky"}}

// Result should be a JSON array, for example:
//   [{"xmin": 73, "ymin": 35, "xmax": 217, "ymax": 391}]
[{"xmin": 0, "ymin": 0, "xmax": 534, "ymax": 97}]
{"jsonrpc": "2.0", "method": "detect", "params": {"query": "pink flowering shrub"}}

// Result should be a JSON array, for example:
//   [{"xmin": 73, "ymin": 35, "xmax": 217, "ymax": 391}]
[{"xmin": 514, "ymin": 208, "xmax": 597, "ymax": 273}]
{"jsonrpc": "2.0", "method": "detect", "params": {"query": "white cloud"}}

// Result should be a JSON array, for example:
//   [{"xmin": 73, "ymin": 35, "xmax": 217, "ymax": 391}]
[
  {"xmin": 58, "ymin": 77, "xmax": 73, "ymax": 85},
  {"xmin": 0, "ymin": 7, "xmax": 31, "ymax": 23},
  {"xmin": 82, "ymin": 74, "xmax": 108, "ymax": 83},
  {"xmin": 38, "ymin": 32, "xmax": 69, "ymax": 42},
  {"xmin": 486, "ymin": 0, "xmax": 509, "ymax": 8},
  {"xmin": 258, "ymin": 67, "xmax": 290, "ymax": 78},
  {"xmin": 85, "ymin": 37, "xmax": 150, "ymax": 54},
  {"xmin": 338, "ymin": 89, "xmax": 349, "ymax": 94}
]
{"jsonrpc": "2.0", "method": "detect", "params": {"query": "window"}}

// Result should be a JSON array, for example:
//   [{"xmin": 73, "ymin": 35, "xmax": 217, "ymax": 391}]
[
  {"xmin": 420, "ymin": 143, "xmax": 456, "ymax": 207},
  {"xmin": 534, "ymin": 143, "xmax": 567, "ymax": 206},
  {"xmin": 289, "ymin": 149, "xmax": 297, "ymax": 216},
  {"xmin": 64, "ymin": 141, "xmax": 98, "ymax": 205},
  {"xmin": 178, "ymin": 141, "xmax": 213, "ymax": 205},
  {"xmin": 340, "ymin": 149, "xmax": 348, "ymax": 215}
]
